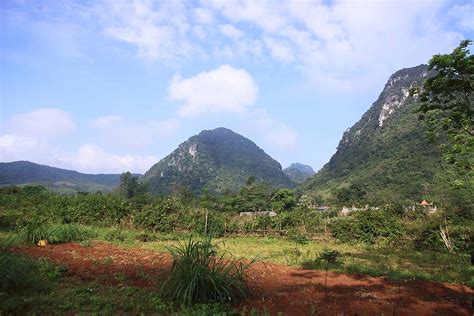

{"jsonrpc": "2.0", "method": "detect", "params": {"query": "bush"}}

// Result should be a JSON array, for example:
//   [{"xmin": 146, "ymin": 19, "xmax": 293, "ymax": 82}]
[
  {"xmin": 161, "ymin": 235, "xmax": 255, "ymax": 306},
  {"xmin": 331, "ymin": 210, "xmax": 404, "ymax": 245},
  {"xmin": 49, "ymin": 224, "xmax": 84, "ymax": 244},
  {"xmin": 19, "ymin": 222, "xmax": 55, "ymax": 245}
]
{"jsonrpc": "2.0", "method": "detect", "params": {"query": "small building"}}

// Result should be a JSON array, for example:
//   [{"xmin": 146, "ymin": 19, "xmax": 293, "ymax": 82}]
[
  {"xmin": 419, "ymin": 200, "xmax": 431, "ymax": 206},
  {"xmin": 239, "ymin": 211, "xmax": 277, "ymax": 217},
  {"xmin": 419, "ymin": 200, "xmax": 437, "ymax": 213}
]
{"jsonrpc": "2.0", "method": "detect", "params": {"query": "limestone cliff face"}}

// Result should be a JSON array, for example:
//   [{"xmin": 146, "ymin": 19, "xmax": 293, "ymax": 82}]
[
  {"xmin": 300, "ymin": 64, "xmax": 446, "ymax": 202},
  {"xmin": 339, "ymin": 64, "xmax": 429, "ymax": 148},
  {"xmin": 143, "ymin": 127, "xmax": 293, "ymax": 194}
]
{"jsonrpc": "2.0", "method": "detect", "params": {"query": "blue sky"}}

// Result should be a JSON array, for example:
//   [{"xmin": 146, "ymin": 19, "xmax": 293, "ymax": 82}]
[{"xmin": 1, "ymin": 0, "xmax": 473, "ymax": 174}]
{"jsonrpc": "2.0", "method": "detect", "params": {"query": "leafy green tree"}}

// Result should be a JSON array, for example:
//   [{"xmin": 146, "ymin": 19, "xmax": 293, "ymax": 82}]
[
  {"xmin": 417, "ymin": 40, "xmax": 473, "ymax": 182},
  {"xmin": 119, "ymin": 171, "xmax": 139, "ymax": 199},
  {"xmin": 335, "ymin": 184, "xmax": 367, "ymax": 205},
  {"xmin": 271, "ymin": 189, "xmax": 296, "ymax": 212}
]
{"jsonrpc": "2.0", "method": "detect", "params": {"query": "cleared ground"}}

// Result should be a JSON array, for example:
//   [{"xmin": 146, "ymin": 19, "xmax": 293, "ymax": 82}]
[{"xmin": 11, "ymin": 241, "xmax": 474, "ymax": 315}]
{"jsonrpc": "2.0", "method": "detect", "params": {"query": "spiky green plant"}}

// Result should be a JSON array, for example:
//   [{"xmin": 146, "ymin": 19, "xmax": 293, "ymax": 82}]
[
  {"xmin": 161, "ymin": 235, "xmax": 256, "ymax": 306},
  {"xmin": 50, "ymin": 224, "xmax": 83, "ymax": 243},
  {"xmin": 19, "ymin": 221, "xmax": 55, "ymax": 245}
]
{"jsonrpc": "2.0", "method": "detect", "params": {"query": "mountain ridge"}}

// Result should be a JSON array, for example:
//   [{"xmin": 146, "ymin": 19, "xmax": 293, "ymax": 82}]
[
  {"xmin": 0, "ymin": 160, "xmax": 132, "ymax": 192},
  {"xmin": 143, "ymin": 127, "xmax": 293, "ymax": 194},
  {"xmin": 299, "ymin": 64, "xmax": 453, "ymax": 203}
]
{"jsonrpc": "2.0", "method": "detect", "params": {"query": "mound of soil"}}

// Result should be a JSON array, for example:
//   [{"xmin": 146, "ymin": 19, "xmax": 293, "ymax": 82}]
[{"xmin": 13, "ymin": 242, "xmax": 473, "ymax": 315}]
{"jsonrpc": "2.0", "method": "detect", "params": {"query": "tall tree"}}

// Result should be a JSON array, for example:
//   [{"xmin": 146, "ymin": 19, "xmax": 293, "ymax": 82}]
[
  {"xmin": 119, "ymin": 171, "xmax": 139, "ymax": 199},
  {"xmin": 417, "ymin": 40, "xmax": 473, "ymax": 183}
]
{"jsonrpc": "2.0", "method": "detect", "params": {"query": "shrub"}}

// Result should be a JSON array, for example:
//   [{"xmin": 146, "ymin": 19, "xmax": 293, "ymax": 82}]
[
  {"xmin": 331, "ymin": 210, "xmax": 404, "ymax": 245},
  {"xmin": 161, "ymin": 235, "xmax": 255, "ymax": 306},
  {"xmin": 49, "ymin": 224, "xmax": 84, "ymax": 244},
  {"xmin": 19, "ymin": 221, "xmax": 55, "ymax": 245}
]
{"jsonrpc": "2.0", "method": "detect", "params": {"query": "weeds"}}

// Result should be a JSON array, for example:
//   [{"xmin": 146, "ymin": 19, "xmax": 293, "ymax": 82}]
[{"xmin": 162, "ymin": 235, "xmax": 256, "ymax": 306}]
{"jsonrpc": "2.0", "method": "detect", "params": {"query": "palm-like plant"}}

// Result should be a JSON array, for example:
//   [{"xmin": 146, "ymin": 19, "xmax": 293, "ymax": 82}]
[{"xmin": 162, "ymin": 235, "xmax": 256, "ymax": 306}]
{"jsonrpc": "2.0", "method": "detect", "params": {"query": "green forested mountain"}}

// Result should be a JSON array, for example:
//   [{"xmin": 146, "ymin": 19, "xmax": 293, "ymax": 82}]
[
  {"xmin": 300, "ymin": 64, "xmax": 470, "ymax": 206},
  {"xmin": 142, "ymin": 127, "xmax": 293, "ymax": 194},
  {"xmin": 284, "ymin": 163, "xmax": 315, "ymax": 184},
  {"xmin": 0, "ymin": 161, "xmax": 123, "ymax": 192}
]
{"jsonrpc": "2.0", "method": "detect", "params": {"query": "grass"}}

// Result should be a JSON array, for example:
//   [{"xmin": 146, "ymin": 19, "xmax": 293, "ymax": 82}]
[
  {"xmin": 162, "ymin": 235, "xmax": 255, "ymax": 306},
  {"xmin": 0, "ymin": 248, "xmax": 235, "ymax": 315},
  {"xmin": 1, "ymin": 224, "xmax": 472, "ymax": 288}
]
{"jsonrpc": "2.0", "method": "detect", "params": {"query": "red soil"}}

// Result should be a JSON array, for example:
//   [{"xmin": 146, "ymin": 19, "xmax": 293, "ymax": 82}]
[{"xmin": 13, "ymin": 242, "xmax": 473, "ymax": 315}]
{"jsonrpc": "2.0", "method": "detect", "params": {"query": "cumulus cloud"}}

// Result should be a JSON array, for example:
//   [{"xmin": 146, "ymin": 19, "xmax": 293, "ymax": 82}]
[
  {"xmin": 57, "ymin": 144, "xmax": 156, "ymax": 174},
  {"xmin": 2, "ymin": 107, "xmax": 75, "ymax": 138},
  {"xmin": 169, "ymin": 65, "xmax": 258, "ymax": 117},
  {"xmin": 93, "ymin": 0, "xmax": 466, "ymax": 91},
  {"xmin": 219, "ymin": 24, "xmax": 244, "ymax": 39},
  {"xmin": 0, "ymin": 108, "xmax": 159, "ymax": 174},
  {"xmin": 449, "ymin": 3, "xmax": 474, "ymax": 31},
  {"xmin": 193, "ymin": 7, "xmax": 214, "ymax": 24},
  {"xmin": 0, "ymin": 134, "xmax": 52, "ymax": 163},
  {"xmin": 91, "ymin": 115, "xmax": 180, "ymax": 148},
  {"xmin": 101, "ymin": 0, "xmax": 194, "ymax": 61},
  {"xmin": 263, "ymin": 37, "xmax": 295, "ymax": 62}
]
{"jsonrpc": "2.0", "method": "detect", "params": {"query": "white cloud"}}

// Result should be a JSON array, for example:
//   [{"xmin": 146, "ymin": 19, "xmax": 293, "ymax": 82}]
[
  {"xmin": 91, "ymin": 115, "xmax": 180, "ymax": 148},
  {"xmin": 219, "ymin": 24, "xmax": 244, "ymax": 39},
  {"xmin": 449, "ymin": 3, "xmax": 474, "ymax": 31},
  {"xmin": 57, "ymin": 144, "xmax": 156, "ymax": 174},
  {"xmin": 0, "ymin": 134, "xmax": 52, "ymax": 163},
  {"xmin": 2, "ymin": 108, "xmax": 75, "ymax": 138},
  {"xmin": 92, "ymin": 0, "xmax": 467, "ymax": 92},
  {"xmin": 0, "ymin": 109, "xmax": 162, "ymax": 174},
  {"xmin": 263, "ymin": 37, "xmax": 295, "ymax": 63},
  {"xmin": 193, "ymin": 7, "xmax": 214, "ymax": 24},
  {"xmin": 101, "ymin": 0, "xmax": 194, "ymax": 61},
  {"xmin": 169, "ymin": 65, "xmax": 258, "ymax": 117}
]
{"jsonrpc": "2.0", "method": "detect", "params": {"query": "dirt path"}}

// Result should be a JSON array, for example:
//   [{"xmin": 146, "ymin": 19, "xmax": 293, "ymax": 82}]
[{"xmin": 13, "ymin": 242, "xmax": 473, "ymax": 315}]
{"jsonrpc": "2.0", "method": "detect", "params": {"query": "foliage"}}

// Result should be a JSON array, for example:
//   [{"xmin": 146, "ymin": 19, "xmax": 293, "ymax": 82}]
[
  {"xmin": 283, "ymin": 163, "xmax": 315, "ymax": 184},
  {"xmin": 0, "ymin": 239, "xmax": 63, "ymax": 295},
  {"xmin": 331, "ymin": 210, "xmax": 405, "ymax": 245},
  {"xmin": 300, "ymin": 60, "xmax": 473, "ymax": 210},
  {"xmin": 49, "ymin": 224, "xmax": 84, "ymax": 244},
  {"xmin": 119, "ymin": 171, "xmax": 140, "ymax": 199},
  {"xmin": 271, "ymin": 189, "xmax": 296, "ymax": 212},
  {"xmin": 417, "ymin": 40, "xmax": 473, "ymax": 181},
  {"xmin": 142, "ymin": 127, "xmax": 293, "ymax": 195},
  {"xmin": 161, "ymin": 235, "xmax": 254, "ymax": 306},
  {"xmin": 19, "ymin": 221, "xmax": 55, "ymax": 245},
  {"xmin": 319, "ymin": 249, "xmax": 342, "ymax": 265}
]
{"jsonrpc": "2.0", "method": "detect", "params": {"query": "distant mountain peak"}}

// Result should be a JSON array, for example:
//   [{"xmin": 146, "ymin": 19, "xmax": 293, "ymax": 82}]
[
  {"xmin": 143, "ymin": 128, "xmax": 292, "ymax": 194},
  {"xmin": 284, "ymin": 163, "xmax": 315, "ymax": 184}
]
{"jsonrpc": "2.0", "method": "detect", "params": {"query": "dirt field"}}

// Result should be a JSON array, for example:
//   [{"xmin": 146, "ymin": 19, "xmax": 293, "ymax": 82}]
[{"xmin": 13, "ymin": 242, "xmax": 473, "ymax": 315}]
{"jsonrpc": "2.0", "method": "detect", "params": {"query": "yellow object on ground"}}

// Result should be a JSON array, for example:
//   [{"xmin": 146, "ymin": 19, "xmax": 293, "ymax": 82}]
[{"xmin": 37, "ymin": 239, "xmax": 49, "ymax": 247}]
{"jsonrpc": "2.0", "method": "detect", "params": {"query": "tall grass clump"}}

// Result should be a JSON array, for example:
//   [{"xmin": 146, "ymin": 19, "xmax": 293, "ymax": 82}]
[
  {"xmin": 49, "ymin": 224, "xmax": 84, "ymax": 244},
  {"xmin": 18, "ymin": 221, "xmax": 55, "ymax": 245},
  {"xmin": 0, "ymin": 234, "xmax": 58, "ymax": 294},
  {"xmin": 161, "ymin": 235, "xmax": 255, "ymax": 306}
]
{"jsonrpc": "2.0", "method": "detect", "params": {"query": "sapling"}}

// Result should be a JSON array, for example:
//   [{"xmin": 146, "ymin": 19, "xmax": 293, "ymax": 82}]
[{"xmin": 319, "ymin": 249, "xmax": 341, "ymax": 301}]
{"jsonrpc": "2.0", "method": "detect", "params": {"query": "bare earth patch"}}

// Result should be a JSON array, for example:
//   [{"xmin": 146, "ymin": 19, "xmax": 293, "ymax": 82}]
[{"xmin": 13, "ymin": 242, "xmax": 473, "ymax": 315}]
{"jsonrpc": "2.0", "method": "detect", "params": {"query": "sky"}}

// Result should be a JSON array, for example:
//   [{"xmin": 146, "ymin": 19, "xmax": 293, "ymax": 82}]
[{"xmin": 0, "ymin": 0, "xmax": 473, "ymax": 174}]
